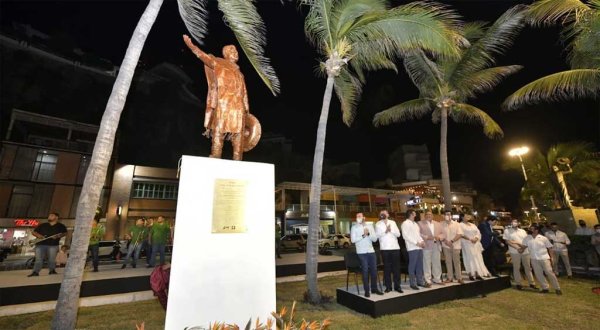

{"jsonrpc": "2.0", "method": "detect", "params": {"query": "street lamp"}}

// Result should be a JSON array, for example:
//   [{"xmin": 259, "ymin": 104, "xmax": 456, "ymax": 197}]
[
  {"xmin": 508, "ymin": 146, "xmax": 529, "ymax": 181},
  {"xmin": 509, "ymin": 146, "xmax": 539, "ymax": 219}
]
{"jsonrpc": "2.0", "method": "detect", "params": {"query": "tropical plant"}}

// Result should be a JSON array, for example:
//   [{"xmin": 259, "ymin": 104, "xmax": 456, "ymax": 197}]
[
  {"xmin": 301, "ymin": 0, "xmax": 465, "ymax": 303},
  {"xmin": 504, "ymin": 142, "xmax": 600, "ymax": 209},
  {"xmin": 52, "ymin": 0, "xmax": 279, "ymax": 328},
  {"xmin": 373, "ymin": 5, "xmax": 527, "ymax": 211},
  {"xmin": 503, "ymin": 0, "xmax": 600, "ymax": 109}
]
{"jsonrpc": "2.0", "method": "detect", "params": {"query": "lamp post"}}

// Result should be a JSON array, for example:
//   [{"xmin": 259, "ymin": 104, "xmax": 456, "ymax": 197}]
[{"xmin": 509, "ymin": 146, "xmax": 539, "ymax": 219}]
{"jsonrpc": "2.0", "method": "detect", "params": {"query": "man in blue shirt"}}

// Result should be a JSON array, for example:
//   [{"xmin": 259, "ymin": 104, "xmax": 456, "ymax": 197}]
[{"xmin": 350, "ymin": 212, "xmax": 384, "ymax": 298}]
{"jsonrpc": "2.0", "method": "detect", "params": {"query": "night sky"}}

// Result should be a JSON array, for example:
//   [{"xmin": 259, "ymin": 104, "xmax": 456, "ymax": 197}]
[{"xmin": 1, "ymin": 0, "xmax": 599, "ymax": 212}]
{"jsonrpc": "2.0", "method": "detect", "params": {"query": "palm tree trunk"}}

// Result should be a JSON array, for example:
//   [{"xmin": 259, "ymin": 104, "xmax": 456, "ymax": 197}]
[
  {"xmin": 51, "ymin": 0, "xmax": 163, "ymax": 328},
  {"xmin": 440, "ymin": 106, "xmax": 452, "ymax": 211},
  {"xmin": 306, "ymin": 75, "xmax": 335, "ymax": 304}
]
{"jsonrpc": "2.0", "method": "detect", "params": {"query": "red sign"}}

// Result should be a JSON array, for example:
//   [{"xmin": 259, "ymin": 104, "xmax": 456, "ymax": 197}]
[{"xmin": 14, "ymin": 219, "xmax": 40, "ymax": 227}]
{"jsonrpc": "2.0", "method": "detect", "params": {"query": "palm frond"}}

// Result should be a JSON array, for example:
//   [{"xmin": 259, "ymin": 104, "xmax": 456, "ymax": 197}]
[
  {"xmin": 450, "ymin": 103, "xmax": 503, "ymax": 139},
  {"xmin": 503, "ymin": 69, "xmax": 600, "ymax": 110},
  {"xmin": 566, "ymin": 11, "xmax": 600, "ymax": 69},
  {"xmin": 454, "ymin": 65, "xmax": 523, "ymax": 99},
  {"xmin": 526, "ymin": 0, "xmax": 590, "ymax": 26},
  {"xmin": 451, "ymin": 5, "xmax": 526, "ymax": 83},
  {"xmin": 373, "ymin": 98, "xmax": 433, "ymax": 127},
  {"xmin": 177, "ymin": 0, "xmax": 210, "ymax": 44},
  {"xmin": 462, "ymin": 21, "xmax": 487, "ymax": 42},
  {"xmin": 332, "ymin": 0, "xmax": 387, "ymax": 38},
  {"xmin": 334, "ymin": 68, "xmax": 363, "ymax": 126},
  {"xmin": 347, "ymin": 1, "xmax": 466, "ymax": 60},
  {"xmin": 218, "ymin": 0, "xmax": 280, "ymax": 95},
  {"xmin": 350, "ymin": 41, "xmax": 398, "ymax": 81},
  {"xmin": 403, "ymin": 50, "xmax": 444, "ymax": 97},
  {"xmin": 303, "ymin": 0, "xmax": 336, "ymax": 53},
  {"xmin": 546, "ymin": 141, "xmax": 595, "ymax": 165}
]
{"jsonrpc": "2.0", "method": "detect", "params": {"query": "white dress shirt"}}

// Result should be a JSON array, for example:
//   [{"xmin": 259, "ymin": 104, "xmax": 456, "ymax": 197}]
[
  {"xmin": 441, "ymin": 220, "xmax": 463, "ymax": 250},
  {"xmin": 351, "ymin": 222, "xmax": 377, "ymax": 254},
  {"xmin": 545, "ymin": 230, "xmax": 570, "ymax": 252},
  {"xmin": 503, "ymin": 228, "xmax": 529, "ymax": 254},
  {"xmin": 574, "ymin": 227, "xmax": 594, "ymax": 236},
  {"xmin": 523, "ymin": 234, "xmax": 553, "ymax": 260},
  {"xmin": 401, "ymin": 219, "xmax": 424, "ymax": 251},
  {"xmin": 375, "ymin": 219, "xmax": 401, "ymax": 250}
]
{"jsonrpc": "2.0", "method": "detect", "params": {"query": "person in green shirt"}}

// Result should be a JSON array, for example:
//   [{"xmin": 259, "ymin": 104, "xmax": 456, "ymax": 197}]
[
  {"xmin": 148, "ymin": 216, "xmax": 172, "ymax": 267},
  {"xmin": 121, "ymin": 219, "xmax": 147, "ymax": 269},
  {"xmin": 89, "ymin": 218, "xmax": 105, "ymax": 272}
]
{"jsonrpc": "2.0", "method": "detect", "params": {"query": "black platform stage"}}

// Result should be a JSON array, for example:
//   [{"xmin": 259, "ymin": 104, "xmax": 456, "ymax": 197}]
[{"xmin": 337, "ymin": 276, "xmax": 511, "ymax": 317}]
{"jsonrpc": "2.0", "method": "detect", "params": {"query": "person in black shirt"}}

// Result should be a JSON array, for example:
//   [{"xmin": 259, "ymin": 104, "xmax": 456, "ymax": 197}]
[{"xmin": 28, "ymin": 212, "xmax": 68, "ymax": 277}]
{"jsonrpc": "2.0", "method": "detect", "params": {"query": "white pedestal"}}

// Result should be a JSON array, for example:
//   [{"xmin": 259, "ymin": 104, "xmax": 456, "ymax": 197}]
[{"xmin": 165, "ymin": 156, "xmax": 276, "ymax": 329}]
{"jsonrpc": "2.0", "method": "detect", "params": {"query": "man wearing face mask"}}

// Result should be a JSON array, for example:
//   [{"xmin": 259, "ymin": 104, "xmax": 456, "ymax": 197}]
[
  {"xmin": 545, "ymin": 222, "xmax": 572, "ymax": 278},
  {"xmin": 522, "ymin": 224, "xmax": 562, "ymax": 295},
  {"xmin": 350, "ymin": 213, "xmax": 384, "ymax": 297},
  {"xmin": 441, "ymin": 210, "xmax": 463, "ymax": 283},
  {"xmin": 419, "ymin": 209, "xmax": 445, "ymax": 285},
  {"xmin": 503, "ymin": 219, "xmax": 536, "ymax": 290},
  {"xmin": 574, "ymin": 219, "xmax": 594, "ymax": 236},
  {"xmin": 376, "ymin": 210, "xmax": 403, "ymax": 293},
  {"xmin": 401, "ymin": 210, "xmax": 428, "ymax": 290}
]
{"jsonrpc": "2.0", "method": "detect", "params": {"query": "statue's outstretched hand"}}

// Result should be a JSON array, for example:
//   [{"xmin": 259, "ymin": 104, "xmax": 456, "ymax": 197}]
[{"xmin": 183, "ymin": 34, "xmax": 192, "ymax": 45}]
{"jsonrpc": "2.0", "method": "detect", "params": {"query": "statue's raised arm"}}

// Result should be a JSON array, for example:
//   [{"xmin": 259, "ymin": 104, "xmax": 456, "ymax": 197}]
[{"xmin": 183, "ymin": 35, "xmax": 215, "ymax": 68}]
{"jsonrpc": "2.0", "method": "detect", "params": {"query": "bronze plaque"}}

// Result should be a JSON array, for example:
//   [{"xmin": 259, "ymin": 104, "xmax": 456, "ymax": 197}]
[{"xmin": 212, "ymin": 179, "xmax": 248, "ymax": 233}]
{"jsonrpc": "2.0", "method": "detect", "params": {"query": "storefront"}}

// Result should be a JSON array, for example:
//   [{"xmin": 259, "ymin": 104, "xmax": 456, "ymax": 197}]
[{"xmin": 0, "ymin": 218, "xmax": 40, "ymax": 255}]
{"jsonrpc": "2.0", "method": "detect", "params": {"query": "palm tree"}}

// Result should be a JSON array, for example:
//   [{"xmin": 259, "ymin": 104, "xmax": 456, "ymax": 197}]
[
  {"xmin": 51, "ymin": 0, "xmax": 278, "ymax": 328},
  {"xmin": 504, "ymin": 142, "xmax": 600, "ymax": 209},
  {"xmin": 302, "ymin": 0, "xmax": 465, "ymax": 303},
  {"xmin": 373, "ymin": 5, "xmax": 526, "ymax": 211},
  {"xmin": 504, "ymin": 0, "xmax": 600, "ymax": 109}
]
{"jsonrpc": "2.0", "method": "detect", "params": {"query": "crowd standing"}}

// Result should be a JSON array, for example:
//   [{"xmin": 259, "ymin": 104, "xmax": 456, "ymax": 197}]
[{"xmin": 348, "ymin": 210, "xmax": 599, "ymax": 298}]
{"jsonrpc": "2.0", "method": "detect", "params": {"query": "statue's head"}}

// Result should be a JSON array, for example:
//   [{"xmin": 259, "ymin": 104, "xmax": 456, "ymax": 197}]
[{"xmin": 223, "ymin": 45, "xmax": 238, "ymax": 62}]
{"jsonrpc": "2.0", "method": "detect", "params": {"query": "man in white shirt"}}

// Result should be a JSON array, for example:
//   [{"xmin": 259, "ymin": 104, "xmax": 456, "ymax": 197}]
[
  {"xmin": 545, "ymin": 222, "xmax": 572, "ymax": 278},
  {"xmin": 441, "ymin": 211, "xmax": 463, "ymax": 284},
  {"xmin": 401, "ymin": 210, "xmax": 428, "ymax": 290},
  {"xmin": 574, "ymin": 219, "xmax": 594, "ymax": 236},
  {"xmin": 350, "ymin": 212, "xmax": 384, "ymax": 298},
  {"xmin": 503, "ymin": 219, "xmax": 536, "ymax": 290},
  {"xmin": 419, "ymin": 209, "xmax": 445, "ymax": 285},
  {"xmin": 522, "ymin": 224, "xmax": 562, "ymax": 295},
  {"xmin": 376, "ymin": 210, "xmax": 403, "ymax": 293}
]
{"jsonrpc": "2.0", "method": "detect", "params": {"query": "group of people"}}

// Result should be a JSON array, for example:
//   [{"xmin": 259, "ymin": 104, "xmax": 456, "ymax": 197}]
[
  {"xmin": 349, "ymin": 209, "xmax": 589, "ymax": 298},
  {"xmin": 121, "ymin": 216, "xmax": 173, "ymax": 269},
  {"xmin": 26, "ymin": 212, "xmax": 173, "ymax": 277}
]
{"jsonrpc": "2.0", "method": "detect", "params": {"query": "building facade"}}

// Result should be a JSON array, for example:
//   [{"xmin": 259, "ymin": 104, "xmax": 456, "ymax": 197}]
[{"xmin": 0, "ymin": 110, "xmax": 112, "ymax": 253}]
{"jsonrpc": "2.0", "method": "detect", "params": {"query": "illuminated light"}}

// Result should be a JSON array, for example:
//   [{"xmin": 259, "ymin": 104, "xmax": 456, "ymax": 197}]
[{"xmin": 508, "ymin": 146, "xmax": 529, "ymax": 157}]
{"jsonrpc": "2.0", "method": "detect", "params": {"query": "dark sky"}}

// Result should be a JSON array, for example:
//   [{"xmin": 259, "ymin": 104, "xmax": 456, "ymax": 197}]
[{"xmin": 1, "ymin": 0, "xmax": 599, "ymax": 211}]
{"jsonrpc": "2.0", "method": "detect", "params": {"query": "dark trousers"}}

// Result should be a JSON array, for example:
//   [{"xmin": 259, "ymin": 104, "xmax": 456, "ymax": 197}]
[
  {"xmin": 381, "ymin": 249, "xmax": 401, "ymax": 290},
  {"xmin": 483, "ymin": 246, "xmax": 498, "ymax": 275},
  {"xmin": 357, "ymin": 252, "xmax": 378, "ymax": 293},
  {"xmin": 408, "ymin": 249, "xmax": 425, "ymax": 286},
  {"xmin": 143, "ymin": 240, "xmax": 152, "ymax": 265},
  {"xmin": 89, "ymin": 244, "xmax": 99, "ymax": 270},
  {"xmin": 150, "ymin": 243, "xmax": 166, "ymax": 267}
]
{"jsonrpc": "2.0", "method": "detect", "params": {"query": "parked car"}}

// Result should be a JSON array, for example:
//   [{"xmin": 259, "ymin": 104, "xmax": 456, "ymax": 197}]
[
  {"xmin": 318, "ymin": 236, "xmax": 335, "ymax": 249},
  {"xmin": 328, "ymin": 234, "xmax": 351, "ymax": 249},
  {"xmin": 280, "ymin": 234, "xmax": 307, "ymax": 251},
  {"xmin": 98, "ymin": 240, "xmax": 128, "ymax": 260}
]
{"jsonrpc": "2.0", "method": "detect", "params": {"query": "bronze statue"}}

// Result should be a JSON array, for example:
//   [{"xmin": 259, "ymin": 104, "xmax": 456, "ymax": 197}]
[{"xmin": 183, "ymin": 35, "xmax": 261, "ymax": 160}]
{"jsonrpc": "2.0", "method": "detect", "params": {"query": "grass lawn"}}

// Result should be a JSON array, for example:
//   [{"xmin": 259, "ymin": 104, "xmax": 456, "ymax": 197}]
[{"xmin": 1, "ymin": 276, "xmax": 598, "ymax": 329}]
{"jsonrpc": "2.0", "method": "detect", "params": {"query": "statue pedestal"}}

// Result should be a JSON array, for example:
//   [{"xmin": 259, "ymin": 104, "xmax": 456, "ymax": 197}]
[{"xmin": 165, "ymin": 156, "xmax": 275, "ymax": 329}]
